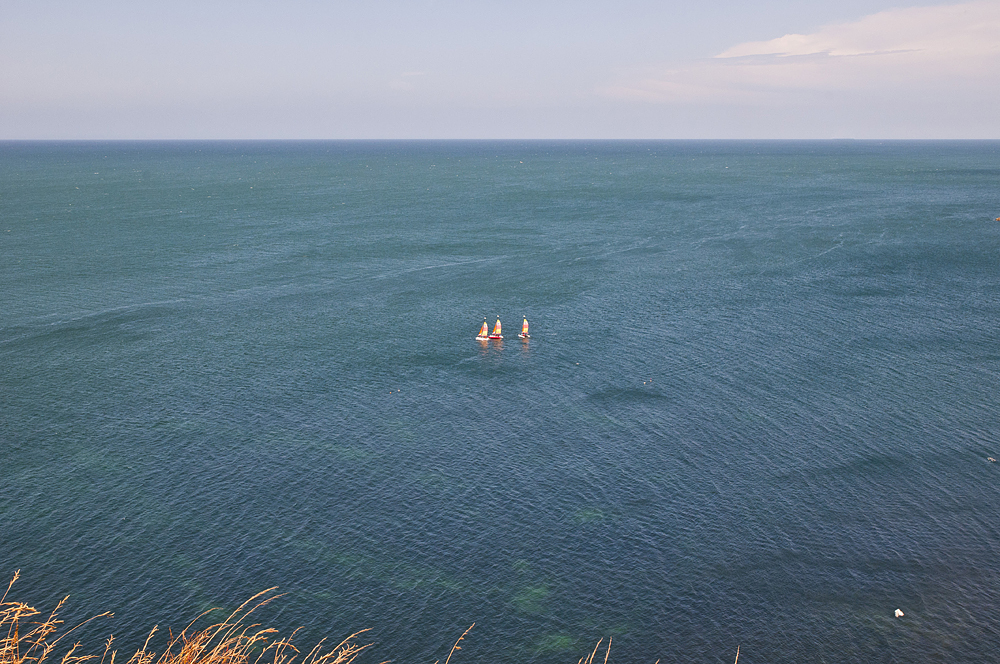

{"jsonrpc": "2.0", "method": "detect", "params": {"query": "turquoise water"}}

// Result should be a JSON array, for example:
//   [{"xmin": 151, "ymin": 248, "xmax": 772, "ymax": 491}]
[{"xmin": 2, "ymin": 141, "xmax": 999, "ymax": 663}]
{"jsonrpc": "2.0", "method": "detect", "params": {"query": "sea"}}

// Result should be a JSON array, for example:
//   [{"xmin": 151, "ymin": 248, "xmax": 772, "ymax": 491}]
[{"xmin": 2, "ymin": 140, "xmax": 999, "ymax": 664}]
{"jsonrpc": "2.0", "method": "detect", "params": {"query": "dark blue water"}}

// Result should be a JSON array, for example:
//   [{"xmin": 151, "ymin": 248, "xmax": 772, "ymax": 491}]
[{"xmin": 2, "ymin": 141, "xmax": 999, "ymax": 664}]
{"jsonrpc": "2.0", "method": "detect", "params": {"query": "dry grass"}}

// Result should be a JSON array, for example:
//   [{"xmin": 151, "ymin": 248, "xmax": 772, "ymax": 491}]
[
  {"xmin": 576, "ymin": 636, "xmax": 611, "ymax": 664},
  {"xmin": 2, "ymin": 572, "xmax": 371, "ymax": 664},
  {"xmin": 4, "ymin": 572, "xmax": 731, "ymax": 664},
  {"xmin": 1, "ymin": 571, "xmax": 112, "ymax": 664}
]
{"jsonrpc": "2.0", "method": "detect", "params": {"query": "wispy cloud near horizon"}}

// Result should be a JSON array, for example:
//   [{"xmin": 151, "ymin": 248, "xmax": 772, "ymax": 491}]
[
  {"xmin": 717, "ymin": 1, "xmax": 1000, "ymax": 59},
  {"xmin": 1, "ymin": 1, "xmax": 997, "ymax": 138},
  {"xmin": 602, "ymin": 0, "xmax": 1000, "ymax": 121}
]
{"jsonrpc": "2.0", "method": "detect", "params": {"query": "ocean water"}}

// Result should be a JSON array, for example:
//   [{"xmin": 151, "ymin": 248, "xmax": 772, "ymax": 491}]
[{"xmin": 2, "ymin": 140, "xmax": 999, "ymax": 664}]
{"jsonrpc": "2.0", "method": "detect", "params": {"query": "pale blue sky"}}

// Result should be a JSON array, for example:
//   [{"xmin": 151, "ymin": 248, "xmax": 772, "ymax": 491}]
[{"xmin": 2, "ymin": 0, "xmax": 997, "ymax": 138}]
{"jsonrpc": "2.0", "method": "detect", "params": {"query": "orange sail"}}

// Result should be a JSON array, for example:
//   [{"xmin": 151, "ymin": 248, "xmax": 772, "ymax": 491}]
[
  {"xmin": 489, "ymin": 317, "xmax": 503, "ymax": 339},
  {"xmin": 519, "ymin": 318, "xmax": 529, "ymax": 338},
  {"xmin": 476, "ymin": 320, "xmax": 489, "ymax": 340}
]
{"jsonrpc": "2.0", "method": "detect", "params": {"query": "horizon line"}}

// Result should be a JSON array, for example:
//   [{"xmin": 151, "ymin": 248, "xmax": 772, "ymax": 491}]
[{"xmin": 3, "ymin": 137, "xmax": 1000, "ymax": 143}]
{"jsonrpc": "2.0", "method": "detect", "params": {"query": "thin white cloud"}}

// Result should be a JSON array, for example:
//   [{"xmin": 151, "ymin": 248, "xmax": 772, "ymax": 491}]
[
  {"xmin": 717, "ymin": 1, "xmax": 1000, "ymax": 58},
  {"xmin": 602, "ymin": 1, "xmax": 1000, "ymax": 103}
]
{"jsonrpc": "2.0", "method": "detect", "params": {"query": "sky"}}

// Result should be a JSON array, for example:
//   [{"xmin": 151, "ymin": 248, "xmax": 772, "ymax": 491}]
[{"xmin": 2, "ymin": 0, "xmax": 998, "ymax": 139}]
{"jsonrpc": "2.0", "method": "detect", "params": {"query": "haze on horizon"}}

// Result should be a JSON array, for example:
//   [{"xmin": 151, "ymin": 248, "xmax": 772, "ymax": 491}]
[{"xmin": 2, "ymin": 0, "xmax": 998, "ymax": 139}]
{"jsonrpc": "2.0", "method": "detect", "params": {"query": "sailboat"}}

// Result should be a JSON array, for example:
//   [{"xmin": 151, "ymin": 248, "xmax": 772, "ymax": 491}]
[
  {"xmin": 518, "ymin": 317, "xmax": 530, "ymax": 339},
  {"xmin": 476, "ymin": 319, "xmax": 489, "ymax": 341},
  {"xmin": 488, "ymin": 317, "xmax": 503, "ymax": 339}
]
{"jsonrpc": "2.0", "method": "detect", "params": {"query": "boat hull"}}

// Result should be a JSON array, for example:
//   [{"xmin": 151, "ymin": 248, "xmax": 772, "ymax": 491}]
[
  {"xmin": 488, "ymin": 335, "xmax": 503, "ymax": 339},
  {"xmin": 518, "ymin": 333, "xmax": 529, "ymax": 339}
]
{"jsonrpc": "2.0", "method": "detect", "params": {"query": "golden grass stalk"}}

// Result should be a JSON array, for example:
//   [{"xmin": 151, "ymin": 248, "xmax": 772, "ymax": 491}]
[
  {"xmin": 1, "ymin": 570, "xmax": 113, "ymax": 664},
  {"xmin": 576, "ymin": 636, "xmax": 610, "ymax": 664},
  {"xmin": 435, "ymin": 623, "xmax": 473, "ymax": 664},
  {"xmin": 4, "ymin": 572, "xmax": 690, "ymax": 664},
  {"xmin": 1, "ymin": 573, "xmax": 371, "ymax": 664}
]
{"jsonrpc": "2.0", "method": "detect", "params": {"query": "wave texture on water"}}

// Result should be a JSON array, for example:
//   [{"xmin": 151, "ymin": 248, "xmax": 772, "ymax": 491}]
[{"xmin": 2, "ymin": 140, "xmax": 1000, "ymax": 664}]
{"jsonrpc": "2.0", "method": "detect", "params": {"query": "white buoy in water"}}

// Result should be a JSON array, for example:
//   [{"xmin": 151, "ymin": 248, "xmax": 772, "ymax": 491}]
[{"xmin": 895, "ymin": 609, "xmax": 904, "ymax": 618}]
